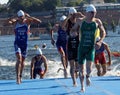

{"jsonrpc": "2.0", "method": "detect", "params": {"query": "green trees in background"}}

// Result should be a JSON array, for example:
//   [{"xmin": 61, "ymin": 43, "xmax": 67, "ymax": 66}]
[
  {"xmin": 8, "ymin": 0, "xmax": 62, "ymax": 13},
  {"xmin": 66, "ymin": 0, "xmax": 83, "ymax": 7},
  {"xmin": 4, "ymin": 0, "xmax": 85, "ymax": 13},
  {"xmin": 9, "ymin": 0, "xmax": 45, "ymax": 12},
  {"xmin": 104, "ymin": 0, "xmax": 117, "ymax": 3},
  {"xmin": 0, "ymin": 0, "xmax": 118, "ymax": 13}
]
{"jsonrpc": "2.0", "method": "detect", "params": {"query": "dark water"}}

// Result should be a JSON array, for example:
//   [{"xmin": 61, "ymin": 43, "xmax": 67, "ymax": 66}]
[{"xmin": 0, "ymin": 34, "xmax": 120, "ymax": 80}]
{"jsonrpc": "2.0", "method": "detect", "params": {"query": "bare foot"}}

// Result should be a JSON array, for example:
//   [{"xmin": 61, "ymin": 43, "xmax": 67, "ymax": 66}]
[
  {"xmin": 20, "ymin": 77, "xmax": 22, "ymax": 83},
  {"xmin": 86, "ymin": 77, "xmax": 91, "ymax": 86},
  {"xmin": 80, "ymin": 87, "xmax": 85, "ymax": 92},
  {"xmin": 64, "ymin": 69, "xmax": 68, "ymax": 78},
  {"xmin": 16, "ymin": 77, "xmax": 21, "ymax": 84},
  {"xmin": 73, "ymin": 82, "xmax": 77, "ymax": 87}
]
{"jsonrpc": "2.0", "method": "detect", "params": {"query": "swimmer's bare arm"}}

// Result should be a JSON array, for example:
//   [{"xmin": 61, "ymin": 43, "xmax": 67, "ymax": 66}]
[
  {"xmin": 62, "ymin": 13, "xmax": 84, "ymax": 28},
  {"xmin": 30, "ymin": 57, "xmax": 35, "ymax": 79},
  {"xmin": 62, "ymin": 14, "xmax": 72, "ymax": 29},
  {"xmin": 104, "ymin": 43, "xmax": 111, "ymax": 65},
  {"xmin": 25, "ymin": 13, "xmax": 42, "ymax": 24},
  {"xmin": 4, "ymin": 16, "xmax": 18, "ymax": 25},
  {"xmin": 42, "ymin": 55, "xmax": 48, "ymax": 76},
  {"xmin": 50, "ymin": 24, "xmax": 58, "ymax": 46},
  {"xmin": 74, "ymin": 12, "xmax": 85, "ymax": 18},
  {"xmin": 96, "ymin": 18, "xmax": 106, "ymax": 42},
  {"xmin": 50, "ymin": 29, "xmax": 55, "ymax": 46}
]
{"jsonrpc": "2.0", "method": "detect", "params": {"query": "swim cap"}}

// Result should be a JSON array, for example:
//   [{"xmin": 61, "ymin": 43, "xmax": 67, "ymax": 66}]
[
  {"xmin": 36, "ymin": 48, "xmax": 42, "ymax": 55},
  {"xmin": 34, "ymin": 44, "xmax": 39, "ymax": 49},
  {"xmin": 17, "ymin": 10, "xmax": 25, "ymax": 17},
  {"xmin": 42, "ymin": 43, "xmax": 46, "ymax": 49},
  {"xmin": 86, "ymin": 4, "xmax": 96, "ymax": 12},
  {"xmin": 60, "ymin": 15, "xmax": 67, "ymax": 21},
  {"xmin": 69, "ymin": 7, "xmax": 77, "ymax": 14}
]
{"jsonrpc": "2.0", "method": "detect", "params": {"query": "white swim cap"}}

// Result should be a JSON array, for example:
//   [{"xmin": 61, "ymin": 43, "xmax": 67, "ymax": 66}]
[
  {"xmin": 69, "ymin": 7, "xmax": 77, "ymax": 14},
  {"xmin": 60, "ymin": 15, "xmax": 67, "ymax": 21},
  {"xmin": 17, "ymin": 10, "xmax": 25, "ymax": 17},
  {"xmin": 36, "ymin": 48, "xmax": 42, "ymax": 55},
  {"xmin": 86, "ymin": 4, "xmax": 96, "ymax": 12}
]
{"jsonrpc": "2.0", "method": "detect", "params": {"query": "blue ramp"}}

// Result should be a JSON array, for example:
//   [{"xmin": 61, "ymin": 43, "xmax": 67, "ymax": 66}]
[{"xmin": 0, "ymin": 76, "xmax": 120, "ymax": 95}]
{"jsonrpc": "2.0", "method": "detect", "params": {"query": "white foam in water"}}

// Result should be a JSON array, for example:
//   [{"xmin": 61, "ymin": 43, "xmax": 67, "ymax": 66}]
[
  {"xmin": 0, "ymin": 57, "xmax": 15, "ymax": 66},
  {"xmin": 0, "ymin": 31, "xmax": 120, "ymax": 79},
  {"xmin": 46, "ymin": 60, "xmax": 66, "ymax": 78}
]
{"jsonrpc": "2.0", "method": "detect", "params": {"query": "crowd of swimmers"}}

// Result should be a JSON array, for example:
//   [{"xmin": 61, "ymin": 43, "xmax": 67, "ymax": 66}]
[{"xmin": 4, "ymin": 4, "xmax": 112, "ymax": 92}]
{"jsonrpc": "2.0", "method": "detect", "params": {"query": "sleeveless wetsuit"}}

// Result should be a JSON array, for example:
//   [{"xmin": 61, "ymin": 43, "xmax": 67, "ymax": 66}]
[
  {"xmin": 78, "ymin": 21, "xmax": 98, "ymax": 64},
  {"xmin": 33, "ymin": 56, "xmax": 44, "ymax": 79},
  {"xmin": 56, "ymin": 27, "xmax": 67, "ymax": 54},
  {"xmin": 66, "ymin": 19, "xmax": 80, "ymax": 61},
  {"xmin": 95, "ymin": 43, "xmax": 106, "ymax": 64},
  {"xmin": 14, "ymin": 21, "xmax": 29, "ymax": 57},
  {"xmin": 66, "ymin": 19, "xmax": 75, "ymax": 36},
  {"xmin": 67, "ymin": 35, "xmax": 79, "ymax": 61}
]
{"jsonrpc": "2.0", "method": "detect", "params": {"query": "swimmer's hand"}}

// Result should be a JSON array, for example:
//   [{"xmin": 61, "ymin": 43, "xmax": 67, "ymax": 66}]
[{"xmin": 51, "ymin": 38, "xmax": 55, "ymax": 46}]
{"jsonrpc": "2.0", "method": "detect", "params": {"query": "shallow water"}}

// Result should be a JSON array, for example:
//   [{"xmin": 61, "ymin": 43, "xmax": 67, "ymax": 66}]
[{"xmin": 0, "ymin": 32, "xmax": 120, "ymax": 80}]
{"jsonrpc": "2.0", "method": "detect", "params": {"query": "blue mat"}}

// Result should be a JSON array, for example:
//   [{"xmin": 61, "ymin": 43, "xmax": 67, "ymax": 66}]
[{"xmin": 0, "ymin": 76, "xmax": 120, "ymax": 95}]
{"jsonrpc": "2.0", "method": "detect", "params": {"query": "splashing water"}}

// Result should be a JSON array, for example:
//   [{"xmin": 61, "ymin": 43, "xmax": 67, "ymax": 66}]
[{"xmin": 0, "ymin": 32, "xmax": 120, "ymax": 80}]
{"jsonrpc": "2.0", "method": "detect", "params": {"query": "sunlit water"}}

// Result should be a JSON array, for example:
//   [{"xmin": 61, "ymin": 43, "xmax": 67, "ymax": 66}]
[{"xmin": 0, "ymin": 31, "xmax": 120, "ymax": 80}]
